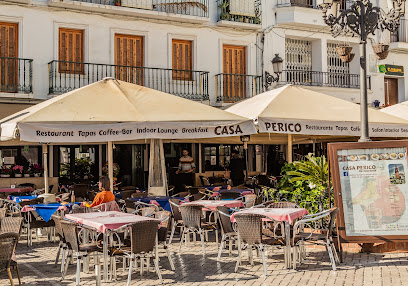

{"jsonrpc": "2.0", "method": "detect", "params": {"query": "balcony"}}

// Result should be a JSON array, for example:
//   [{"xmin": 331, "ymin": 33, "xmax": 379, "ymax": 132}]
[
  {"xmin": 280, "ymin": 70, "xmax": 371, "ymax": 89},
  {"xmin": 48, "ymin": 0, "xmax": 209, "ymax": 24},
  {"xmin": 48, "ymin": 60, "xmax": 209, "ymax": 101},
  {"xmin": 390, "ymin": 19, "xmax": 408, "ymax": 53},
  {"xmin": 217, "ymin": 0, "xmax": 262, "ymax": 30},
  {"xmin": 0, "ymin": 57, "xmax": 33, "ymax": 94},
  {"xmin": 274, "ymin": 0, "xmax": 350, "ymax": 30},
  {"xmin": 215, "ymin": 73, "xmax": 263, "ymax": 103}
]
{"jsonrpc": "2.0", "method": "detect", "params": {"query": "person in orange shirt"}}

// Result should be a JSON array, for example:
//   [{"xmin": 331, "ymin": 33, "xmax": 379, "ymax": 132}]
[{"xmin": 88, "ymin": 176, "xmax": 115, "ymax": 208}]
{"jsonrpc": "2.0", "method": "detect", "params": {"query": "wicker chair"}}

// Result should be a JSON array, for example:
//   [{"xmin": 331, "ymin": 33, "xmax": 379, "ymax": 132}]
[
  {"xmin": 18, "ymin": 197, "xmax": 44, "ymax": 208},
  {"xmin": 0, "ymin": 217, "xmax": 23, "ymax": 236},
  {"xmin": 219, "ymin": 192, "xmax": 241, "ymax": 200},
  {"xmin": 240, "ymin": 194, "xmax": 257, "ymax": 208},
  {"xmin": 138, "ymin": 206, "xmax": 157, "ymax": 217},
  {"xmin": 120, "ymin": 190, "xmax": 136, "ymax": 200},
  {"xmin": 60, "ymin": 221, "xmax": 102, "ymax": 285},
  {"xmin": 191, "ymin": 192, "xmax": 206, "ymax": 201},
  {"xmin": 125, "ymin": 220, "xmax": 162, "ymax": 284},
  {"xmin": 0, "ymin": 232, "xmax": 20, "ymax": 286},
  {"xmin": 154, "ymin": 211, "xmax": 175, "ymax": 270},
  {"xmin": 265, "ymin": 201, "xmax": 299, "ymax": 208},
  {"xmin": 178, "ymin": 204, "xmax": 218, "ymax": 254},
  {"xmin": 216, "ymin": 206, "xmax": 238, "ymax": 261},
  {"xmin": 73, "ymin": 184, "xmax": 89, "ymax": 200},
  {"xmin": 168, "ymin": 199, "xmax": 184, "ymax": 244},
  {"xmin": 234, "ymin": 213, "xmax": 284, "ymax": 276},
  {"xmin": 52, "ymin": 215, "xmax": 68, "ymax": 272},
  {"xmin": 173, "ymin": 191, "xmax": 190, "ymax": 198},
  {"xmin": 0, "ymin": 208, "xmax": 7, "ymax": 218},
  {"xmin": 131, "ymin": 192, "xmax": 148, "ymax": 199},
  {"xmin": 292, "ymin": 208, "xmax": 339, "ymax": 271}
]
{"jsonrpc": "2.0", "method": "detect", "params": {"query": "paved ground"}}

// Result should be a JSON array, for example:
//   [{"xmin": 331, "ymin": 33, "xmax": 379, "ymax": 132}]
[{"xmin": 2, "ymin": 235, "xmax": 408, "ymax": 286}]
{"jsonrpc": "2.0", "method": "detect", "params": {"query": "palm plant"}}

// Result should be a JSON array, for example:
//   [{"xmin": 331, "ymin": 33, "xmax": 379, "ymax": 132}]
[{"xmin": 286, "ymin": 154, "xmax": 329, "ymax": 189}]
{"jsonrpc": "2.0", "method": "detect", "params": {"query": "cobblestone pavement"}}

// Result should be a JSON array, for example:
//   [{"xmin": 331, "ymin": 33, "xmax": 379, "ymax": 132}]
[{"xmin": 1, "ymin": 235, "xmax": 408, "ymax": 286}]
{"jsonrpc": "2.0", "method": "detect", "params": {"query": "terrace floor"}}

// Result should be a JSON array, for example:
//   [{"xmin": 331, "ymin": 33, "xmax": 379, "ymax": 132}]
[{"xmin": 2, "ymin": 235, "xmax": 408, "ymax": 285}]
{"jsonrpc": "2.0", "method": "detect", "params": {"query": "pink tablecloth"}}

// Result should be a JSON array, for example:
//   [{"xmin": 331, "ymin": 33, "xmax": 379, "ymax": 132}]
[
  {"xmin": 182, "ymin": 200, "xmax": 244, "ymax": 211},
  {"xmin": 65, "ymin": 211, "xmax": 159, "ymax": 233},
  {"xmin": 0, "ymin": 187, "xmax": 33, "ymax": 193},
  {"xmin": 230, "ymin": 208, "xmax": 309, "ymax": 224}
]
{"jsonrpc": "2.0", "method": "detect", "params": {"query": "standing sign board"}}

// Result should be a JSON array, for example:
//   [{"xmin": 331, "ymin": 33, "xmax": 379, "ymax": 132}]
[{"xmin": 328, "ymin": 140, "xmax": 408, "ymax": 243}]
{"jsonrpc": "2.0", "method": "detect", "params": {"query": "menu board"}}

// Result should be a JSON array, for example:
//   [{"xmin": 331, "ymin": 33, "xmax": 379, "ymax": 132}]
[{"xmin": 331, "ymin": 142, "xmax": 408, "ymax": 239}]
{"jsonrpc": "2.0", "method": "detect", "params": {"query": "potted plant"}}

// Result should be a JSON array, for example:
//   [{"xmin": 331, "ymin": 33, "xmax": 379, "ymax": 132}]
[
  {"xmin": 12, "ymin": 165, "xmax": 24, "ymax": 178},
  {"xmin": 31, "ymin": 164, "xmax": 43, "ymax": 177},
  {"xmin": 23, "ymin": 166, "xmax": 31, "ymax": 177},
  {"xmin": 0, "ymin": 166, "xmax": 11, "ymax": 178},
  {"xmin": 372, "ymin": 42, "xmax": 389, "ymax": 60},
  {"xmin": 114, "ymin": 0, "xmax": 121, "ymax": 6},
  {"xmin": 218, "ymin": 0, "xmax": 230, "ymax": 20}
]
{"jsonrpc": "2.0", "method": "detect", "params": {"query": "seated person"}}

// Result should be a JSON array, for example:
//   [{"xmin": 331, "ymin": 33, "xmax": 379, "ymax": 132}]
[{"xmin": 86, "ymin": 176, "xmax": 115, "ymax": 207}]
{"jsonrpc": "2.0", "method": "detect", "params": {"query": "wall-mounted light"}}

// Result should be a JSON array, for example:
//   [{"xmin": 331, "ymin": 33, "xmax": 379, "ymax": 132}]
[{"xmin": 265, "ymin": 54, "xmax": 283, "ymax": 89}]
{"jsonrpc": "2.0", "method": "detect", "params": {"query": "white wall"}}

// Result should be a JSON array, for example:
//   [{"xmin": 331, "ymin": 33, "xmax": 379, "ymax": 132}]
[{"xmin": 0, "ymin": 0, "xmax": 260, "ymax": 103}]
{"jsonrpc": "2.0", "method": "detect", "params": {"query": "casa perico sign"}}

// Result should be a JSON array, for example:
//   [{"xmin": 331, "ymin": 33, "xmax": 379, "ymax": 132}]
[
  {"xmin": 258, "ymin": 118, "xmax": 408, "ymax": 138},
  {"xmin": 13, "ymin": 121, "xmax": 256, "ymax": 143},
  {"xmin": 379, "ymin": 64, "xmax": 404, "ymax": 76}
]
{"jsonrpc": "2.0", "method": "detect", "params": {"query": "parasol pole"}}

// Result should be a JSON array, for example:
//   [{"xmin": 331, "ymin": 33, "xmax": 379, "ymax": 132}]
[{"xmin": 107, "ymin": 141, "xmax": 114, "ymax": 191}]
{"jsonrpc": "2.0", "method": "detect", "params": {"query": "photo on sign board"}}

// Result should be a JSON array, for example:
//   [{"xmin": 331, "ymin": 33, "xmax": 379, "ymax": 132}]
[{"xmin": 389, "ymin": 164, "xmax": 406, "ymax": 185}]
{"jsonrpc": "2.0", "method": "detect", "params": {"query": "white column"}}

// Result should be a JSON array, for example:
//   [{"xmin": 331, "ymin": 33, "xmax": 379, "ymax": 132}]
[
  {"xmin": 48, "ymin": 145, "xmax": 53, "ymax": 178},
  {"xmin": 107, "ymin": 141, "xmax": 114, "ymax": 191},
  {"xmin": 42, "ymin": 144, "xmax": 49, "ymax": 193}
]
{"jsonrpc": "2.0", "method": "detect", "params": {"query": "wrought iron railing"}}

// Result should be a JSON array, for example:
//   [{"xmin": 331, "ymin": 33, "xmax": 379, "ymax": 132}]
[
  {"xmin": 391, "ymin": 18, "xmax": 407, "ymax": 42},
  {"xmin": 48, "ymin": 60, "xmax": 209, "ymax": 100},
  {"xmin": 0, "ymin": 57, "xmax": 32, "ymax": 94},
  {"xmin": 217, "ymin": 0, "xmax": 261, "ymax": 24},
  {"xmin": 280, "ymin": 70, "xmax": 371, "ymax": 89},
  {"xmin": 70, "ymin": 0, "xmax": 209, "ymax": 17},
  {"xmin": 276, "ymin": 0, "xmax": 350, "ymax": 9},
  {"xmin": 215, "ymin": 73, "xmax": 263, "ymax": 102}
]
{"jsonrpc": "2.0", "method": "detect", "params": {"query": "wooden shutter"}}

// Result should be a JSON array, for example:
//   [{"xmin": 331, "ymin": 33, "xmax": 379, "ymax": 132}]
[
  {"xmin": 0, "ymin": 22, "xmax": 18, "ymax": 92},
  {"xmin": 172, "ymin": 39, "xmax": 193, "ymax": 81},
  {"xmin": 223, "ymin": 45, "xmax": 246, "ymax": 101},
  {"xmin": 59, "ymin": 28, "xmax": 84, "ymax": 74},
  {"xmin": 115, "ymin": 34, "xmax": 144, "ymax": 85}
]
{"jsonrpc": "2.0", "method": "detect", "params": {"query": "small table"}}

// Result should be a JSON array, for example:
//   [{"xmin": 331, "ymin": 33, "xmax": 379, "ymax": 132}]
[
  {"xmin": 182, "ymin": 200, "xmax": 244, "ymax": 211},
  {"xmin": 129, "ymin": 196, "xmax": 186, "ymax": 212},
  {"xmin": 65, "ymin": 211, "xmax": 159, "ymax": 281},
  {"xmin": 230, "ymin": 208, "xmax": 309, "ymax": 268},
  {"xmin": 21, "ymin": 203, "xmax": 79, "ymax": 222},
  {"xmin": 212, "ymin": 188, "xmax": 254, "ymax": 198},
  {"xmin": 0, "ymin": 187, "xmax": 33, "ymax": 193},
  {"xmin": 8, "ymin": 195, "xmax": 38, "ymax": 203}
]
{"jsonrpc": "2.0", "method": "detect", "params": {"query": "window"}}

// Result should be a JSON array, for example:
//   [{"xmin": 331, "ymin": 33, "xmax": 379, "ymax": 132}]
[
  {"xmin": 58, "ymin": 28, "xmax": 84, "ymax": 74},
  {"xmin": 285, "ymin": 38, "xmax": 312, "ymax": 84},
  {"xmin": 203, "ymin": 144, "xmax": 245, "ymax": 171},
  {"xmin": 172, "ymin": 39, "xmax": 193, "ymax": 80},
  {"xmin": 115, "ymin": 34, "xmax": 144, "ymax": 85},
  {"xmin": 327, "ymin": 43, "xmax": 350, "ymax": 87},
  {"xmin": 222, "ymin": 45, "xmax": 246, "ymax": 101},
  {"xmin": 0, "ymin": 22, "xmax": 18, "ymax": 92}
]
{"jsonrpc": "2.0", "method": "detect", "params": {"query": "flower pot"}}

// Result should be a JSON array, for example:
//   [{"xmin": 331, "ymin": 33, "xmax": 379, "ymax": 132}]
[
  {"xmin": 336, "ymin": 46, "xmax": 352, "ymax": 56},
  {"xmin": 0, "ymin": 174, "xmax": 10, "ymax": 178},
  {"xmin": 339, "ymin": 53, "xmax": 355, "ymax": 63},
  {"xmin": 372, "ymin": 44, "xmax": 389, "ymax": 60},
  {"xmin": 15, "ymin": 174, "xmax": 22, "ymax": 178},
  {"xmin": 34, "ymin": 173, "xmax": 41, "ymax": 177},
  {"xmin": 24, "ymin": 174, "xmax": 30, "ymax": 178}
]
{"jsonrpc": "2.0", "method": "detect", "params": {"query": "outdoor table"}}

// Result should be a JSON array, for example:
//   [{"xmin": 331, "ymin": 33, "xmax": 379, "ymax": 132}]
[
  {"xmin": 65, "ymin": 211, "xmax": 160, "ymax": 281},
  {"xmin": 21, "ymin": 202, "xmax": 80, "ymax": 222},
  {"xmin": 8, "ymin": 195, "xmax": 38, "ymax": 203},
  {"xmin": 0, "ymin": 187, "xmax": 34, "ymax": 193},
  {"xmin": 230, "ymin": 207, "xmax": 309, "ymax": 269},
  {"xmin": 205, "ymin": 185, "xmax": 228, "ymax": 191},
  {"xmin": 211, "ymin": 188, "xmax": 254, "ymax": 198},
  {"xmin": 129, "ymin": 196, "xmax": 186, "ymax": 211}
]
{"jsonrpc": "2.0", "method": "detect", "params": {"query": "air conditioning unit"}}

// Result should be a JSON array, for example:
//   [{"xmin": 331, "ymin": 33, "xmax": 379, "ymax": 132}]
[{"xmin": 121, "ymin": 0, "xmax": 153, "ymax": 9}]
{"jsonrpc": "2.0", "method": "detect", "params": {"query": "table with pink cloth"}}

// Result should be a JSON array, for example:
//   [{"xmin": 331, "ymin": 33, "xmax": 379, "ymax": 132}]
[
  {"xmin": 182, "ymin": 200, "xmax": 244, "ymax": 211},
  {"xmin": 65, "ymin": 211, "xmax": 159, "ymax": 281},
  {"xmin": 211, "ymin": 187, "xmax": 254, "ymax": 198},
  {"xmin": 0, "ymin": 187, "xmax": 34, "ymax": 193},
  {"xmin": 231, "ymin": 207, "xmax": 309, "ymax": 268}
]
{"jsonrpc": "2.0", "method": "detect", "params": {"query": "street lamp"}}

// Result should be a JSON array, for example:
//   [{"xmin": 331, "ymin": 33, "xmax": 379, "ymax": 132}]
[
  {"xmin": 240, "ymin": 135, "xmax": 251, "ymax": 181},
  {"xmin": 265, "ymin": 54, "xmax": 284, "ymax": 89},
  {"xmin": 316, "ymin": 0, "xmax": 405, "ymax": 142}
]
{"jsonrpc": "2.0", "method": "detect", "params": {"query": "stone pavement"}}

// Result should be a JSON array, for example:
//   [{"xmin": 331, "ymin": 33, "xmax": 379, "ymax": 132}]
[{"xmin": 1, "ymin": 236, "xmax": 408, "ymax": 286}]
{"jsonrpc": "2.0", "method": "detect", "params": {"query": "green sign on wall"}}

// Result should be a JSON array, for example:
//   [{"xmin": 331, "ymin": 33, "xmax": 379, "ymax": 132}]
[{"xmin": 379, "ymin": 64, "xmax": 404, "ymax": 76}]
